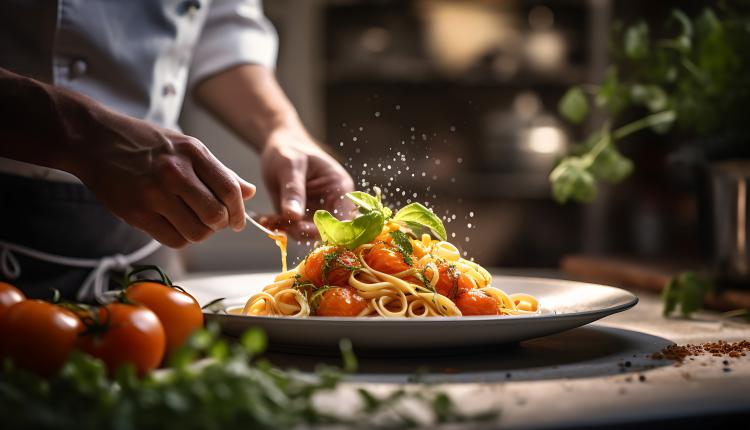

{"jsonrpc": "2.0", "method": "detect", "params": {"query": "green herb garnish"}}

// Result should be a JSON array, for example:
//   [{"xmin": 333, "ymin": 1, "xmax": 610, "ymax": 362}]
[
  {"xmin": 389, "ymin": 230, "xmax": 414, "ymax": 266},
  {"xmin": 313, "ymin": 188, "xmax": 447, "ymax": 250},
  {"xmin": 662, "ymin": 271, "xmax": 715, "ymax": 317}
]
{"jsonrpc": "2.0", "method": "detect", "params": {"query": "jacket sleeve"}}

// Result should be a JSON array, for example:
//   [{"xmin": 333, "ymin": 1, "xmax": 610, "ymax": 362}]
[{"xmin": 188, "ymin": 0, "xmax": 278, "ymax": 88}]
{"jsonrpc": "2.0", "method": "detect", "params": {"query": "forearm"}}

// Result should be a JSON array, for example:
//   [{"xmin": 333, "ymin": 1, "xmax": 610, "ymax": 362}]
[
  {"xmin": 0, "ymin": 68, "xmax": 109, "ymax": 175},
  {"xmin": 192, "ymin": 64, "xmax": 307, "ymax": 151}
]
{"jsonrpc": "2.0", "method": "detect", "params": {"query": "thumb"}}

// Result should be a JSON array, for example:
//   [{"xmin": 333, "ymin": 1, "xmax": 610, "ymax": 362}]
[
  {"xmin": 235, "ymin": 174, "xmax": 256, "ymax": 200},
  {"xmin": 278, "ymin": 162, "xmax": 307, "ymax": 221}
]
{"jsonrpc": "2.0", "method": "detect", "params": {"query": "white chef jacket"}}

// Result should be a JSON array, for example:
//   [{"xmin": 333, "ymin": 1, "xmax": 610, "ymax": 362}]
[{"xmin": 0, "ymin": 0, "xmax": 278, "ymax": 183}]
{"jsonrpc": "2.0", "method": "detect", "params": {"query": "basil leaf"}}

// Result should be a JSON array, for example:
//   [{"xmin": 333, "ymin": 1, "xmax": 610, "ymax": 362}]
[
  {"xmin": 346, "ymin": 191, "xmax": 380, "ymax": 212},
  {"xmin": 661, "ymin": 271, "xmax": 714, "ymax": 317},
  {"xmin": 347, "ymin": 191, "xmax": 392, "ymax": 218},
  {"xmin": 393, "ymin": 203, "xmax": 447, "ymax": 241},
  {"xmin": 313, "ymin": 210, "xmax": 384, "ymax": 249}
]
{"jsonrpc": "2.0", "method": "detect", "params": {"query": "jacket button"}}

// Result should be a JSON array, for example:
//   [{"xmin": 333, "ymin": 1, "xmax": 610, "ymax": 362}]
[
  {"xmin": 163, "ymin": 83, "xmax": 177, "ymax": 96},
  {"xmin": 69, "ymin": 59, "xmax": 88, "ymax": 78}
]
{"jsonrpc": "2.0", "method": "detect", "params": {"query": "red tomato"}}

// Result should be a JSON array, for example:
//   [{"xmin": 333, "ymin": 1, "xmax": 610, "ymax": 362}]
[
  {"xmin": 78, "ymin": 303, "xmax": 165, "ymax": 376},
  {"xmin": 0, "ymin": 282, "xmax": 25, "ymax": 318},
  {"xmin": 0, "ymin": 300, "xmax": 82, "ymax": 376},
  {"xmin": 302, "ymin": 246, "xmax": 360, "ymax": 287},
  {"xmin": 125, "ymin": 282, "xmax": 203, "ymax": 356},
  {"xmin": 424, "ymin": 264, "xmax": 473, "ymax": 299},
  {"xmin": 364, "ymin": 242, "xmax": 411, "ymax": 275},
  {"xmin": 315, "ymin": 287, "xmax": 368, "ymax": 317},
  {"xmin": 455, "ymin": 290, "xmax": 501, "ymax": 316}
]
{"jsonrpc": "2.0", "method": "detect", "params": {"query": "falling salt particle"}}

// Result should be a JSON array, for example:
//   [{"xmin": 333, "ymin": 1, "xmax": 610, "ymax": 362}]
[
  {"xmin": 342, "ymin": 122, "xmax": 347, "ymax": 127},
  {"xmin": 421, "ymin": 134, "xmax": 427, "ymax": 141},
  {"xmin": 405, "ymin": 166, "xmax": 409, "ymax": 171},
  {"xmin": 410, "ymin": 127, "xmax": 415, "ymax": 131},
  {"xmin": 435, "ymin": 159, "xmax": 441, "ymax": 166},
  {"xmin": 361, "ymin": 171, "xmax": 366, "ymax": 175},
  {"xmin": 421, "ymin": 172, "xmax": 426, "ymax": 177},
  {"xmin": 432, "ymin": 175, "xmax": 438, "ymax": 180},
  {"xmin": 451, "ymin": 232, "xmax": 456, "ymax": 238},
  {"xmin": 396, "ymin": 104, "xmax": 401, "ymax": 110},
  {"xmin": 339, "ymin": 141, "xmax": 344, "ymax": 146},
  {"xmin": 359, "ymin": 126, "xmax": 364, "ymax": 131},
  {"xmin": 467, "ymin": 223, "xmax": 473, "ymax": 228},
  {"xmin": 465, "ymin": 237, "xmax": 470, "ymax": 242},
  {"xmin": 469, "ymin": 211, "xmax": 475, "ymax": 217},
  {"xmin": 352, "ymin": 137, "xmax": 358, "ymax": 142},
  {"xmin": 406, "ymin": 199, "xmax": 412, "ymax": 203},
  {"xmin": 363, "ymin": 163, "xmax": 368, "ymax": 167},
  {"xmin": 412, "ymin": 193, "xmax": 418, "ymax": 198},
  {"xmin": 374, "ymin": 112, "xmax": 381, "ymax": 117},
  {"xmin": 450, "ymin": 177, "xmax": 456, "ymax": 183},
  {"xmin": 355, "ymin": 148, "xmax": 361, "ymax": 154},
  {"xmin": 449, "ymin": 126, "xmax": 456, "ymax": 132},
  {"xmin": 451, "ymin": 214, "xmax": 457, "ymax": 220},
  {"xmin": 457, "ymin": 157, "xmax": 463, "ymax": 164},
  {"xmin": 333, "ymin": 209, "xmax": 338, "ymax": 214}
]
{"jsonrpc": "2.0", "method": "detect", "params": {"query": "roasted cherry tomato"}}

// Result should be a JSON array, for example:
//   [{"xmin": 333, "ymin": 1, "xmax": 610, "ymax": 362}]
[
  {"xmin": 424, "ymin": 263, "xmax": 473, "ymax": 299},
  {"xmin": 125, "ymin": 282, "xmax": 203, "ymax": 356},
  {"xmin": 78, "ymin": 303, "xmax": 165, "ymax": 376},
  {"xmin": 455, "ymin": 290, "xmax": 501, "ymax": 316},
  {"xmin": 365, "ymin": 242, "xmax": 412, "ymax": 275},
  {"xmin": 302, "ymin": 245, "xmax": 360, "ymax": 288},
  {"xmin": 0, "ymin": 300, "xmax": 82, "ymax": 376},
  {"xmin": 0, "ymin": 282, "xmax": 25, "ymax": 318},
  {"xmin": 315, "ymin": 287, "xmax": 368, "ymax": 317}
]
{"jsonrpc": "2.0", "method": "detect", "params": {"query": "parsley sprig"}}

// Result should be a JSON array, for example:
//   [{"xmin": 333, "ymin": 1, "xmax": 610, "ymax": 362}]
[{"xmin": 0, "ymin": 325, "xmax": 496, "ymax": 429}]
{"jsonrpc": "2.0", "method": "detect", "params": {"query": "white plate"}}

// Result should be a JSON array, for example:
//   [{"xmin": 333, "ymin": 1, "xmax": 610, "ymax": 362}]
[{"xmin": 179, "ymin": 273, "xmax": 638, "ymax": 351}]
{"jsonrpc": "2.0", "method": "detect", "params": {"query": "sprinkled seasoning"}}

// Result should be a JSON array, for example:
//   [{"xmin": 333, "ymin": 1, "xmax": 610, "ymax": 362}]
[{"xmin": 650, "ymin": 340, "xmax": 750, "ymax": 364}]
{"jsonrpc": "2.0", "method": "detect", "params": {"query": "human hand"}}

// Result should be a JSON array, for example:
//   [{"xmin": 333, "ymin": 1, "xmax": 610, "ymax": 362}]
[
  {"xmin": 259, "ymin": 126, "xmax": 354, "ymax": 240},
  {"xmin": 72, "ymin": 112, "xmax": 255, "ymax": 248}
]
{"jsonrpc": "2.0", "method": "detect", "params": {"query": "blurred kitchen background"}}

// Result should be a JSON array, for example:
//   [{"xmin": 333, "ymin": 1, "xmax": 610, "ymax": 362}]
[{"xmin": 180, "ymin": 0, "xmax": 708, "ymax": 273}]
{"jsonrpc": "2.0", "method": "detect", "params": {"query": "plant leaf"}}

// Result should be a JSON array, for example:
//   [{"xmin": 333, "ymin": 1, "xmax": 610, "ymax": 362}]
[
  {"xmin": 558, "ymin": 86, "xmax": 589, "ymax": 124},
  {"xmin": 346, "ymin": 191, "xmax": 392, "ymax": 218},
  {"xmin": 314, "ymin": 210, "xmax": 384, "ymax": 249},
  {"xmin": 624, "ymin": 20, "xmax": 649, "ymax": 60},
  {"xmin": 549, "ymin": 157, "xmax": 596, "ymax": 203},
  {"xmin": 393, "ymin": 203, "xmax": 447, "ymax": 241}
]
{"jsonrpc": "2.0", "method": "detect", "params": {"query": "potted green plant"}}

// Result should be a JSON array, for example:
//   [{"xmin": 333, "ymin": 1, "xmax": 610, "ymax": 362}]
[{"xmin": 551, "ymin": 2, "xmax": 750, "ymax": 314}]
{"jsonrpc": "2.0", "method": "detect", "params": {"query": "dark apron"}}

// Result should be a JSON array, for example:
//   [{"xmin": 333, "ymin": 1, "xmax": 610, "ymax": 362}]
[{"xmin": 0, "ymin": 173, "xmax": 183, "ymax": 301}]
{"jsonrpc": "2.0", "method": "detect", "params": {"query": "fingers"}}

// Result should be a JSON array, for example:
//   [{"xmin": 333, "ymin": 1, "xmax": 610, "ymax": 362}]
[
  {"xmin": 131, "ymin": 213, "xmax": 189, "ymax": 249},
  {"xmin": 233, "ymin": 172, "xmax": 256, "ymax": 200},
  {"xmin": 170, "ymin": 167, "xmax": 229, "ymax": 231},
  {"xmin": 191, "ymin": 146, "xmax": 247, "ymax": 232},
  {"xmin": 156, "ymin": 196, "xmax": 214, "ymax": 244},
  {"xmin": 275, "ymin": 157, "xmax": 308, "ymax": 221}
]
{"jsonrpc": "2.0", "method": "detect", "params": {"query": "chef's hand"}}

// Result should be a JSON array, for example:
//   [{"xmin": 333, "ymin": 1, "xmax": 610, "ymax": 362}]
[
  {"xmin": 259, "ymin": 126, "xmax": 354, "ymax": 240},
  {"xmin": 74, "ymin": 113, "xmax": 256, "ymax": 248}
]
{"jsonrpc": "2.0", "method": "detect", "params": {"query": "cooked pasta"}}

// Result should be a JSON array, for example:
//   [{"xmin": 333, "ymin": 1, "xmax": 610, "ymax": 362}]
[{"xmin": 240, "ymin": 189, "xmax": 540, "ymax": 318}]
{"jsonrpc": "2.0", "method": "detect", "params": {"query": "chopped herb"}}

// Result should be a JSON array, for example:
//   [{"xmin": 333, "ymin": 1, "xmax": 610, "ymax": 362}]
[
  {"xmin": 322, "ymin": 250, "xmax": 342, "ymax": 284},
  {"xmin": 389, "ymin": 230, "xmax": 414, "ymax": 266}
]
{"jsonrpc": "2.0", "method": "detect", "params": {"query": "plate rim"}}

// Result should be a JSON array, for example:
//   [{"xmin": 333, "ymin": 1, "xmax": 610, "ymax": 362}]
[{"xmin": 191, "ymin": 275, "xmax": 639, "ymax": 325}]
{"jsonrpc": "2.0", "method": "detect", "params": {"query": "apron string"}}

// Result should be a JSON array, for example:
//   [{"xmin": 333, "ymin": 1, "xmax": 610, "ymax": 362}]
[{"xmin": 0, "ymin": 239, "xmax": 162, "ymax": 302}]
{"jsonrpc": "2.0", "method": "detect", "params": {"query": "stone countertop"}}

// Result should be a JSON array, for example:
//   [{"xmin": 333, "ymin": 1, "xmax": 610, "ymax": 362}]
[{"xmin": 184, "ymin": 270, "xmax": 750, "ymax": 428}]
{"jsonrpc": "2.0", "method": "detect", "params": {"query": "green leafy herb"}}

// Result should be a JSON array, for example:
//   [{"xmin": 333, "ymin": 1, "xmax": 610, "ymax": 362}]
[
  {"xmin": 662, "ymin": 271, "xmax": 715, "ymax": 317},
  {"xmin": 389, "ymin": 230, "xmax": 414, "ymax": 266},
  {"xmin": 346, "ymin": 190, "xmax": 392, "ymax": 218},
  {"xmin": 321, "ymin": 250, "xmax": 342, "ymax": 283},
  {"xmin": 552, "ymin": 4, "xmax": 750, "ymax": 203},
  {"xmin": 314, "ymin": 210, "xmax": 384, "ymax": 250},
  {"xmin": 558, "ymin": 86, "xmax": 589, "ymax": 124},
  {"xmin": 393, "ymin": 203, "xmax": 447, "ymax": 241},
  {"xmin": 313, "ymin": 190, "xmax": 448, "ymax": 248},
  {"xmin": 309, "ymin": 286, "xmax": 333, "ymax": 315}
]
